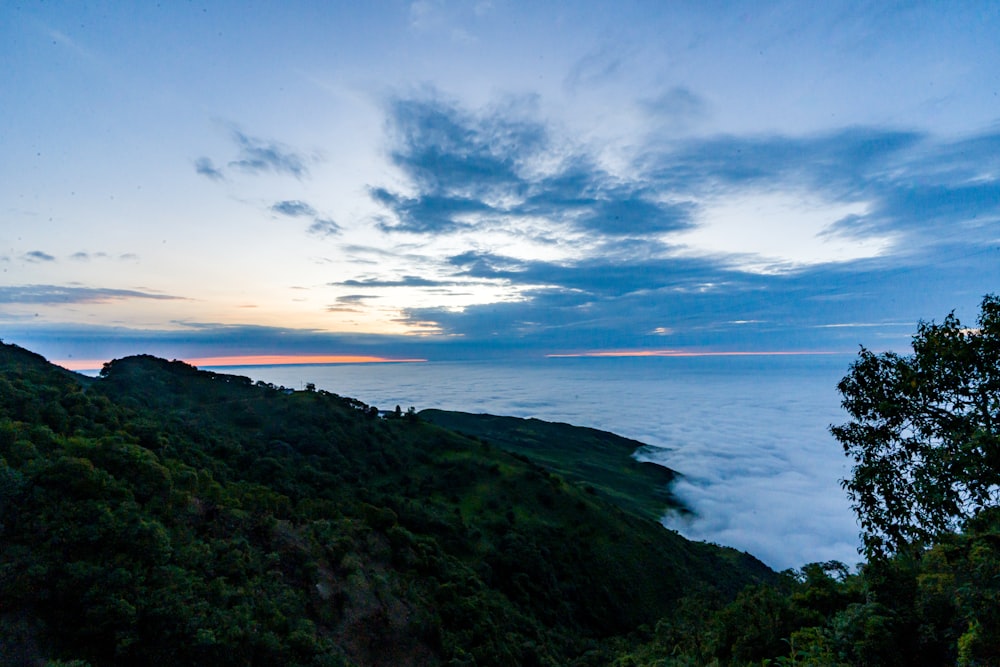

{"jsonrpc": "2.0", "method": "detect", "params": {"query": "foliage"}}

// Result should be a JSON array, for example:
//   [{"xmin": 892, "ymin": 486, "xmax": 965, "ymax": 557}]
[
  {"xmin": 420, "ymin": 409, "xmax": 684, "ymax": 522},
  {"xmin": 831, "ymin": 294, "xmax": 1000, "ymax": 559},
  {"xmin": 612, "ymin": 515, "xmax": 1000, "ymax": 666},
  {"xmin": 0, "ymin": 341, "xmax": 771, "ymax": 666},
  {"xmin": 601, "ymin": 298, "xmax": 1000, "ymax": 665},
  {"xmin": 5, "ymin": 291, "xmax": 1000, "ymax": 665}
]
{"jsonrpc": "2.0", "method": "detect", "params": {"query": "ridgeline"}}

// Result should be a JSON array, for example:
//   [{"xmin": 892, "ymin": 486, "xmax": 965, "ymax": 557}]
[
  {"xmin": 0, "ymin": 341, "xmax": 770, "ymax": 666},
  {"xmin": 4, "ymin": 339, "xmax": 998, "ymax": 666}
]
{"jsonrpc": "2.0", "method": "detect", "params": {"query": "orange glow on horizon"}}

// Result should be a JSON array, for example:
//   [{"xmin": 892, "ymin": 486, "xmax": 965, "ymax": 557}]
[
  {"xmin": 54, "ymin": 354, "xmax": 427, "ymax": 372},
  {"xmin": 546, "ymin": 349, "xmax": 841, "ymax": 359},
  {"xmin": 184, "ymin": 354, "xmax": 428, "ymax": 367}
]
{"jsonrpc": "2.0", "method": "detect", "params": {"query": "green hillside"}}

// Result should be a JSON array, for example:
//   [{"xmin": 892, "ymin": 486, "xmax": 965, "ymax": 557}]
[
  {"xmin": 0, "ymin": 341, "xmax": 772, "ymax": 666},
  {"xmin": 420, "ymin": 409, "xmax": 684, "ymax": 523}
]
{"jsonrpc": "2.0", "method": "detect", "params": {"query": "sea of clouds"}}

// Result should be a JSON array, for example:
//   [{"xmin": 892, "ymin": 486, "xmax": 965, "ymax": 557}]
[{"xmin": 221, "ymin": 355, "xmax": 862, "ymax": 570}]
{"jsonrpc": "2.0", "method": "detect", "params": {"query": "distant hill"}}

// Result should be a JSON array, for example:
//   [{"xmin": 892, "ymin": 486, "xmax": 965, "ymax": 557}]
[
  {"xmin": 0, "ymin": 341, "xmax": 773, "ymax": 666},
  {"xmin": 419, "ymin": 409, "xmax": 684, "ymax": 523}
]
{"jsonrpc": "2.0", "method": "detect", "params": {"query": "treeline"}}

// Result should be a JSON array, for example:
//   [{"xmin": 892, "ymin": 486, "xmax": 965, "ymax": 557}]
[
  {"xmin": 4, "ymin": 289, "xmax": 997, "ymax": 667},
  {"xmin": 614, "ymin": 517, "xmax": 1000, "ymax": 665},
  {"xmin": 617, "ymin": 296, "xmax": 1000, "ymax": 666},
  {"xmin": 0, "ymin": 343, "xmax": 769, "ymax": 666}
]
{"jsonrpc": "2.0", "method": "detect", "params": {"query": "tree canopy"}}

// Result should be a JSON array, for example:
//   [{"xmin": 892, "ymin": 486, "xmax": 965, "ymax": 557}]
[{"xmin": 832, "ymin": 294, "xmax": 1000, "ymax": 559}]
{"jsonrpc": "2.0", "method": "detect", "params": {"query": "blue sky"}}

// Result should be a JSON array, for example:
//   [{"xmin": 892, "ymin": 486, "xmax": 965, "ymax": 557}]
[{"xmin": 3, "ymin": 1, "xmax": 999, "ymax": 367}]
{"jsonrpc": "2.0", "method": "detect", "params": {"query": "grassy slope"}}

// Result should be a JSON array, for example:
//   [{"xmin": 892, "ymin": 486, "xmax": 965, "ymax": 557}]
[
  {"xmin": 0, "ymin": 342, "xmax": 774, "ymax": 666},
  {"xmin": 420, "ymin": 409, "xmax": 684, "ymax": 523}
]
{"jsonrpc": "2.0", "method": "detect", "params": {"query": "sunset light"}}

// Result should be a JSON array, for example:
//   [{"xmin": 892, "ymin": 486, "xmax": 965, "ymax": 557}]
[
  {"xmin": 546, "ymin": 350, "xmax": 841, "ymax": 359},
  {"xmin": 53, "ymin": 354, "xmax": 427, "ymax": 373},
  {"xmin": 5, "ymin": 4, "xmax": 1000, "ymax": 660}
]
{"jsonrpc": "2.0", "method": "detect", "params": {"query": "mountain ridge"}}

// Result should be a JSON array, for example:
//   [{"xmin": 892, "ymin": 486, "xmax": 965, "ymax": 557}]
[{"xmin": 0, "ymin": 341, "xmax": 773, "ymax": 666}]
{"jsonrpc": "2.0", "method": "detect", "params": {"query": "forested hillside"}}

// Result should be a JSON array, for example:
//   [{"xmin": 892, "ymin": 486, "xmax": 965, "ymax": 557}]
[
  {"xmin": 5, "ymin": 313, "xmax": 998, "ymax": 667},
  {"xmin": 0, "ymin": 341, "xmax": 770, "ymax": 666},
  {"xmin": 419, "ymin": 409, "xmax": 684, "ymax": 523}
]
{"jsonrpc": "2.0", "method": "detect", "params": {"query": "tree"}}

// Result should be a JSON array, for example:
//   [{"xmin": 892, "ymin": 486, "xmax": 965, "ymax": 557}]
[{"xmin": 831, "ymin": 295, "xmax": 1000, "ymax": 559}]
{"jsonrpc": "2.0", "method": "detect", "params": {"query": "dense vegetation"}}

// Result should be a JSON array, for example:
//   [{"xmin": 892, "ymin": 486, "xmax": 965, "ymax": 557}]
[
  {"xmin": 2, "ymin": 296, "xmax": 998, "ymax": 666},
  {"xmin": 613, "ymin": 296, "xmax": 1000, "ymax": 666},
  {"xmin": 419, "ymin": 410, "xmax": 684, "ymax": 523},
  {"xmin": 0, "ymin": 341, "xmax": 769, "ymax": 666}
]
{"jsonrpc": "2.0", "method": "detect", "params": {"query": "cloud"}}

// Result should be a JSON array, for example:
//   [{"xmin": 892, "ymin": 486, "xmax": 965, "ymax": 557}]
[
  {"xmin": 196, "ymin": 128, "xmax": 311, "ymax": 181},
  {"xmin": 326, "ymin": 294, "xmax": 376, "ymax": 313},
  {"xmin": 228, "ymin": 129, "xmax": 309, "ymax": 178},
  {"xmin": 376, "ymin": 94, "xmax": 997, "ymax": 261},
  {"xmin": 386, "ymin": 94, "xmax": 546, "ymax": 191},
  {"xmin": 640, "ymin": 126, "xmax": 1000, "ymax": 262},
  {"xmin": 194, "ymin": 157, "xmax": 225, "ymax": 180},
  {"xmin": 645, "ymin": 127, "xmax": 923, "ymax": 194},
  {"xmin": 307, "ymin": 218, "xmax": 341, "ymax": 236},
  {"xmin": 574, "ymin": 196, "xmax": 694, "ymax": 235},
  {"xmin": 408, "ymin": 0, "xmax": 493, "ymax": 42},
  {"xmin": 642, "ymin": 86, "xmax": 709, "ymax": 126},
  {"xmin": 564, "ymin": 44, "xmax": 625, "ymax": 91},
  {"xmin": 0, "ymin": 285, "xmax": 184, "ymax": 305},
  {"xmin": 373, "ymin": 94, "xmax": 694, "ymax": 237},
  {"xmin": 3, "ymin": 322, "xmax": 444, "ymax": 367},
  {"xmin": 371, "ymin": 187, "xmax": 485, "ymax": 234},
  {"xmin": 389, "ymin": 238, "xmax": 999, "ymax": 355},
  {"xmin": 271, "ymin": 200, "xmax": 317, "ymax": 217},
  {"xmin": 360, "ymin": 92, "xmax": 998, "ymax": 355},
  {"xmin": 68, "ymin": 251, "xmax": 134, "ymax": 262},
  {"xmin": 336, "ymin": 294, "xmax": 375, "ymax": 304},
  {"xmin": 269, "ymin": 200, "xmax": 340, "ymax": 236},
  {"xmin": 23, "ymin": 251, "xmax": 56, "ymax": 263},
  {"xmin": 332, "ymin": 275, "xmax": 454, "ymax": 288}
]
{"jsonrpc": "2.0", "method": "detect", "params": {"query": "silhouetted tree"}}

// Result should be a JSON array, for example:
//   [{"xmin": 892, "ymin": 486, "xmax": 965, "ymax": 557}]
[{"xmin": 832, "ymin": 295, "xmax": 1000, "ymax": 559}]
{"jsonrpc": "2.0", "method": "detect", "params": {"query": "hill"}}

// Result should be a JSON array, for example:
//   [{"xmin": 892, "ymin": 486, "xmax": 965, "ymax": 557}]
[
  {"xmin": 0, "ymin": 341, "xmax": 773, "ymax": 666},
  {"xmin": 419, "ymin": 409, "xmax": 684, "ymax": 523}
]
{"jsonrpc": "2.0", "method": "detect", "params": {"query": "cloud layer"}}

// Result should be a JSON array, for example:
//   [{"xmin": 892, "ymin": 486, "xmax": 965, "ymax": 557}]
[
  {"xmin": 344, "ymin": 92, "xmax": 1000, "ymax": 352},
  {"xmin": 0, "ymin": 285, "xmax": 182, "ymax": 305}
]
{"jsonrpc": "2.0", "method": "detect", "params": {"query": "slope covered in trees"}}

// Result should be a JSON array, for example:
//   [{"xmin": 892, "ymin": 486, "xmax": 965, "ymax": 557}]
[
  {"xmin": 616, "ymin": 296, "xmax": 1000, "ymax": 666},
  {"xmin": 0, "ymin": 341, "xmax": 771, "ymax": 666},
  {"xmin": 419, "ymin": 409, "xmax": 684, "ymax": 523},
  {"xmin": 6, "ymin": 291, "xmax": 998, "ymax": 667}
]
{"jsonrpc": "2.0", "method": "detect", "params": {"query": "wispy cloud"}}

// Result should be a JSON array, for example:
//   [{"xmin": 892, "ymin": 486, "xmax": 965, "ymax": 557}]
[
  {"xmin": 372, "ymin": 93, "xmax": 692, "ymax": 237},
  {"xmin": 375, "ymin": 90, "xmax": 1000, "ymax": 254},
  {"xmin": 0, "ymin": 285, "xmax": 183, "ymax": 305},
  {"xmin": 23, "ymin": 251, "xmax": 56, "ymax": 263},
  {"xmin": 641, "ymin": 86, "xmax": 710, "ymax": 127},
  {"xmin": 194, "ymin": 157, "xmax": 225, "ymax": 181},
  {"xmin": 564, "ymin": 44, "xmax": 626, "ymax": 92},
  {"xmin": 326, "ymin": 294, "xmax": 376, "ymax": 313},
  {"xmin": 67, "ymin": 251, "xmax": 135, "ymax": 262},
  {"xmin": 229, "ymin": 129, "xmax": 309, "ymax": 178},
  {"xmin": 333, "ymin": 275, "xmax": 454, "ymax": 288},
  {"xmin": 3, "ymin": 322, "xmax": 448, "ymax": 367},
  {"xmin": 196, "ymin": 128, "xmax": 312, "ymax": 181},
  {"xmin": 269, "ymin": 200, "xmax": 340, "ymax": 236},
  {"xmin": 271, "ymin": 200, "xmax": 317, "ymax": 217},
  {"xmin": 356, "ymin": 91, "xmax": 1000, "ymax": 352},
  {"xmin": 307, "ymin": 217, "xmax": 341, "ymax": 236},
  {"xmin": 408, "ymin": 0, "xmax": 492, "ymax": 42}
]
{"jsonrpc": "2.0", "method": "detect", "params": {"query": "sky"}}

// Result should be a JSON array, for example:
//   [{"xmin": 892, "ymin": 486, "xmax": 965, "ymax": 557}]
[{"xmin": 3, "ymin": 0, "xmax": 1000, "ymax": 368}]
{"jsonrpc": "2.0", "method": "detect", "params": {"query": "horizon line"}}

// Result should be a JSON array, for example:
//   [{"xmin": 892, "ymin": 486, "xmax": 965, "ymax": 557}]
[
  {"xmin": 53, "ymin": 354, "xmax": 429, "ymax": 372},
  {"xmin": 51, "ymin": 348, "xmax": 851, "ymax": 372},
  {"xmin": 545, "ymin": 349, "xmax": 847, "ymax": 359}
]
